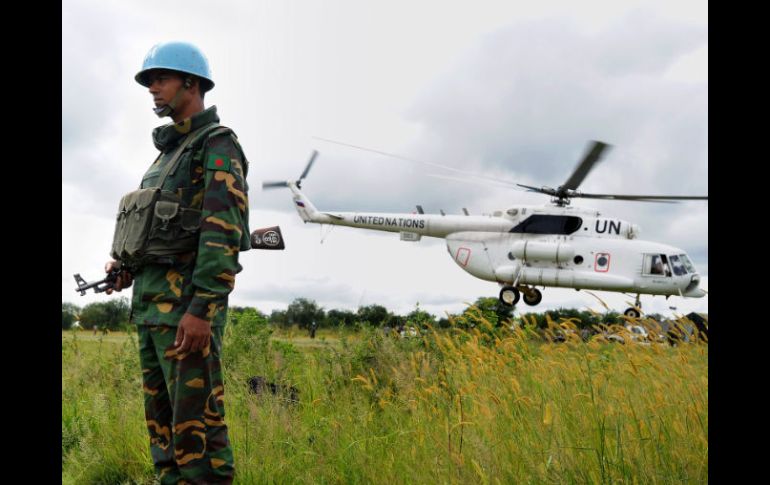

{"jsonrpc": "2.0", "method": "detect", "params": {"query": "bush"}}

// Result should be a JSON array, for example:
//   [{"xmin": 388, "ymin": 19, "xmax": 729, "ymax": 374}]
[
  {"xmin": 78, "ymin": 297, "xmax": 130, "ymax": 330},
  {"xmin": 62, "ymin": 302, "xmax": 81, "ymax": 330}
]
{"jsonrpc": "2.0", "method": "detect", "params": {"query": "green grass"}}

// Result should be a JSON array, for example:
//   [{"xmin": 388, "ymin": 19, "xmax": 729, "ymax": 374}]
[{"xmin": 62, "ymin": 317, "xmax": 707, "ymax": 484}]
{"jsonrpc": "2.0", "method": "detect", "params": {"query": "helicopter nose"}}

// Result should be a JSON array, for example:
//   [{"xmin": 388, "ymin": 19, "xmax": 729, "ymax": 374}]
[{"xmin": 683, "ymin": 274, "xmax": 706, "ymax": 297}]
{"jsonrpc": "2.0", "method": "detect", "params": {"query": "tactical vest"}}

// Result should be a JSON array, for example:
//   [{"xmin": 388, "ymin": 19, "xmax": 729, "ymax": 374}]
[{"xmin": 111, "ymin": 122, "xmax": 238, "ymax": 268}]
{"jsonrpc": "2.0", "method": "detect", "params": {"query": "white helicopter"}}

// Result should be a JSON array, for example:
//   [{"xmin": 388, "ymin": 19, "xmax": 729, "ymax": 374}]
[{"xmin": 263, "ymin": 141, "xmax": 707, "ymax": 317}]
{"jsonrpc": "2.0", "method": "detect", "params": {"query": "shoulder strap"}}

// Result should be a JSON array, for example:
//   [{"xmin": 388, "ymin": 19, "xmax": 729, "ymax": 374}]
[
  {"xmin": 206, "ymin": 126, "xmax": 233, "ymax": 139},
  {"xmin": 153, "ymin": 122, "xmax": 221, "ymax": 188}
]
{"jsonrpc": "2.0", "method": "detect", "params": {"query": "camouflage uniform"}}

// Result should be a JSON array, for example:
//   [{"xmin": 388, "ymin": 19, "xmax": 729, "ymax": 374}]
[{"xmin": 128, "ymin": 105, "xmax": 249, "ymax": 484}]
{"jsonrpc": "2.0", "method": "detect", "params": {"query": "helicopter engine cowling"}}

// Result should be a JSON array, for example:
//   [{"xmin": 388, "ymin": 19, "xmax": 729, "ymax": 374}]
[
  {"xmin": 626, "ymin": 224, "xmax": 641, "ymax": 239},
  {"xmin": 445, "ymin": 236, "xmax": 497, "ymax": 281},
  {"xmin": 510, "ymin": 241, "xmax": 575, "ymax": 263},
  {"xmin": 494, "ymin": 263, "xmax": 522, "ymax": 284}
]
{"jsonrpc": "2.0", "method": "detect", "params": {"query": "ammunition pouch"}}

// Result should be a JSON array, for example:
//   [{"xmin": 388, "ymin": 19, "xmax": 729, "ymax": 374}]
[
  {"xmin": 110, "ymin": 122, "xmax": 223, "ymax": 267},
  {"xmin": 110, "ymin": 188, "xmax": 202, "ymax": 264}
]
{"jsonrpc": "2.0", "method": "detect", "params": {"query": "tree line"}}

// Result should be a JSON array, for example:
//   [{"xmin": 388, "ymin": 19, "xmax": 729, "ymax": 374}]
[
  {"xmin": 62, "ymin": 298, "xmax": 131, "ymax": 331},
  {"xmin": 63, "ymin": 296, "xmax": 651, "ymax": 331},
  {"xmin": 232, "ymin": 297, "xmax": 646, "ymax": 330}
]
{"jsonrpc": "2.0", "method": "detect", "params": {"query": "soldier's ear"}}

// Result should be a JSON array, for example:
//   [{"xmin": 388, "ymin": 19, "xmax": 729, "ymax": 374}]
[{"xmin": 183, "ymin": 77, "xmax": 193, "ymax": 89}]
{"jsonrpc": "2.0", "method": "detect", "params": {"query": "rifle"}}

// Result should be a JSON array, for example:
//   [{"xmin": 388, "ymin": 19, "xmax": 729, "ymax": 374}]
[
  {"xmin": 74, "ymin": 226, "xmax": 286, "ymax": 296},
  {"xmin": 74, "ymin": 268, "xmax": 122, "ymax": 296}
]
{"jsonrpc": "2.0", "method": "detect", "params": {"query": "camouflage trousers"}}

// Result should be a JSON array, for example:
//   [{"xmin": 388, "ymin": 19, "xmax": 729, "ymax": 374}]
[{"xmin": 138, "ymin": 325, "xmax": 234, "ymax": 484}]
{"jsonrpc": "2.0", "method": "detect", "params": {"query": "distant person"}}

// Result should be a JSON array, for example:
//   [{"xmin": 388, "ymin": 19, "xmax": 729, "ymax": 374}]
[
  {"xmin": 651, "ymin": 256, "xmax": 664, "ymax": 275},
  {"xmin": 309, "ymin": 320, "xmax": 317, "ymax": 339}
]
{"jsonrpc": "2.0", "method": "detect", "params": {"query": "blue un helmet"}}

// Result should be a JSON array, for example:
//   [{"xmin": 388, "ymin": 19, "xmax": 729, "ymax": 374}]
[
  {"xmin": 135, "ymin": 41, "xmax": 215, "ymax": 93},
  {"xmin": 136, "ymin": 42, "xmax": 214, "ymax": 117}
]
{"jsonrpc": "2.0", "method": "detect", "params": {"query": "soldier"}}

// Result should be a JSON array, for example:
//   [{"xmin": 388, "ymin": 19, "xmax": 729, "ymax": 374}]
[{"xmin": 105, "ymin": 41, "xmax": 250, "ymax": 484}]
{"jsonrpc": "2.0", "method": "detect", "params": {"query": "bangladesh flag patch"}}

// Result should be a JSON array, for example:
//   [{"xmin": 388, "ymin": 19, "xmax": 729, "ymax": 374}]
[{"xmin": 206, "ymin": 153, "xmax": 231, "ymax": 172}]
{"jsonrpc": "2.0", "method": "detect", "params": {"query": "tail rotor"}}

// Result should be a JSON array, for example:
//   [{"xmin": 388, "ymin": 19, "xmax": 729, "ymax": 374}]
[{"xmin": 262, "ymin": 150, "xmax": 319, "ymax": 190}]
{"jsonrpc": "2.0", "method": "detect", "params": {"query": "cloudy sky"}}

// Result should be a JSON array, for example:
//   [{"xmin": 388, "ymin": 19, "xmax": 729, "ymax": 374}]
[{"xmin": 62, "ymin": 0, "xmax": 708, "ymax": 319}]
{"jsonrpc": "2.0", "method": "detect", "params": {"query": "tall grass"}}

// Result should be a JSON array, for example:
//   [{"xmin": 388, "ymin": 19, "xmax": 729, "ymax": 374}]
[{"xmin": 62, "ymin": 312, "xmax": 707, "ymax": 484}]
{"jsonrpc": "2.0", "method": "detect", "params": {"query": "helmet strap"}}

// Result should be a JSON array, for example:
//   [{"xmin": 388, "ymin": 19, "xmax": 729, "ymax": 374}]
[{"xmin": 153, "ymin": 76, "xmax": 192, "ymax": 118}]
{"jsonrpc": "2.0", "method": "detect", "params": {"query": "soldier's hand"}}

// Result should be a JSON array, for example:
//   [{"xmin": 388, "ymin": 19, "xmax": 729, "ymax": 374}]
[
  {"xmin": 175, "ymin": 313, "xmax": 212, "ymax": 353},
  {"xmin": 104, "ymin": 260, "xmax": 133, "ymax": 295}
]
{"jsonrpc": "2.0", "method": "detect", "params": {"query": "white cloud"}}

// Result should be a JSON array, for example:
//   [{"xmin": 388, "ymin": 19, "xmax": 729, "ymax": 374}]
[{"xmin": 63, "ymin": 0, "xmax": 707, "ymax": 318}]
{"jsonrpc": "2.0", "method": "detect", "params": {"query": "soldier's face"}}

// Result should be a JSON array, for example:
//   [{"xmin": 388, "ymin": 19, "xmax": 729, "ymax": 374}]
[{"xmin": 147, "ymin": 70, "xmax": 186, "ymax": 107}]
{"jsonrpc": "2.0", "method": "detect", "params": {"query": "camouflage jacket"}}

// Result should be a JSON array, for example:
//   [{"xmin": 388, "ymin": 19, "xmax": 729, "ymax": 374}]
[{"xmin": 128, "ymin": 106, "xmax": 250, "ymax": 327}]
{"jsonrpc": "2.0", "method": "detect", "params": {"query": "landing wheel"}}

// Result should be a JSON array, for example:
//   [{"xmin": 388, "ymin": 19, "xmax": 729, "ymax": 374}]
[
  {"xmin": 499, "ymin": 286, "xmax": 520, "ymax": 306},
  {"xmin": 523, "ymin": 288, "xmax": 542, "ymax": 306},
  {"xmin": 624, "ymin": 307, "xmax": 641, "ymax": 318}
]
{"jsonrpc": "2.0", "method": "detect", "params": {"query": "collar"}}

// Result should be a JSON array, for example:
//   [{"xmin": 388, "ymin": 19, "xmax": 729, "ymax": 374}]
[{"xmin": 152, "ymin": 105, "xmax": 220, "ymax": 152}]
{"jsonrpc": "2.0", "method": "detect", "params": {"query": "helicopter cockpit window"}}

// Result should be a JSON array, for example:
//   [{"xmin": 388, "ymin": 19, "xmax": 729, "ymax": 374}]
[
  {"xmin": 669, "ymin": 255, "xmax": 688, "ymax": 276},
  {"xmin": 645, "ymin": 254, "xmax": 672, "ymax": 277},
  {"xmin": 509, "ymin": 215, "xmax": 583, "ymax": 235},
  {"xmin": 679, "ymin": 254, "xmax": 696, "ymax": 273}
]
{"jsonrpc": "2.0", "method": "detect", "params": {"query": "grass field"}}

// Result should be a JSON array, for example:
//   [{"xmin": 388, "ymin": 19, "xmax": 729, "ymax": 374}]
[{"xmin": 62, "ymin": 315, "xmax": 707, "ymax": 484}]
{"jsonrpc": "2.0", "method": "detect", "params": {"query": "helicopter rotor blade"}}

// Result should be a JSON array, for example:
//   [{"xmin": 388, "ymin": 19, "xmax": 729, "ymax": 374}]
[
  {"xmin": 517, "ymin": 183, "xmax": 558, "ymax": 196},
  {"xmin": 576, "ymin": 195, "xmax": 678, "ymax": 204},
  {"xmin": 299, "ymin": 150, "xmax": 319, "ymax": 181},
  {"xmin": 262, "ymin": 150, "xmax": 320, "ymax": 190},
  {"xmin": 262, "ymin": 181, "xmax": 290, "ymax": 189},
  {"xmin": 561, "ymin": 141, "xmax": 611, "ymax": 192},
  {"xmin": 310, "ymin": 137, "xmax": 708, "ymax": 206},
  {"xmin": 427, "ymin": 173, "xmax": 529, "ymax": 191},
  {"xmin": 577, "ymin": 194, "xmax": 707, "ymax": 200},
  {"xmin": 572, "ymin": 192, "xmax": 708, "ymax": 203},
  {"xmin": 314, "ymin": 136, "xmax": 521, "ymax": 187}
]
